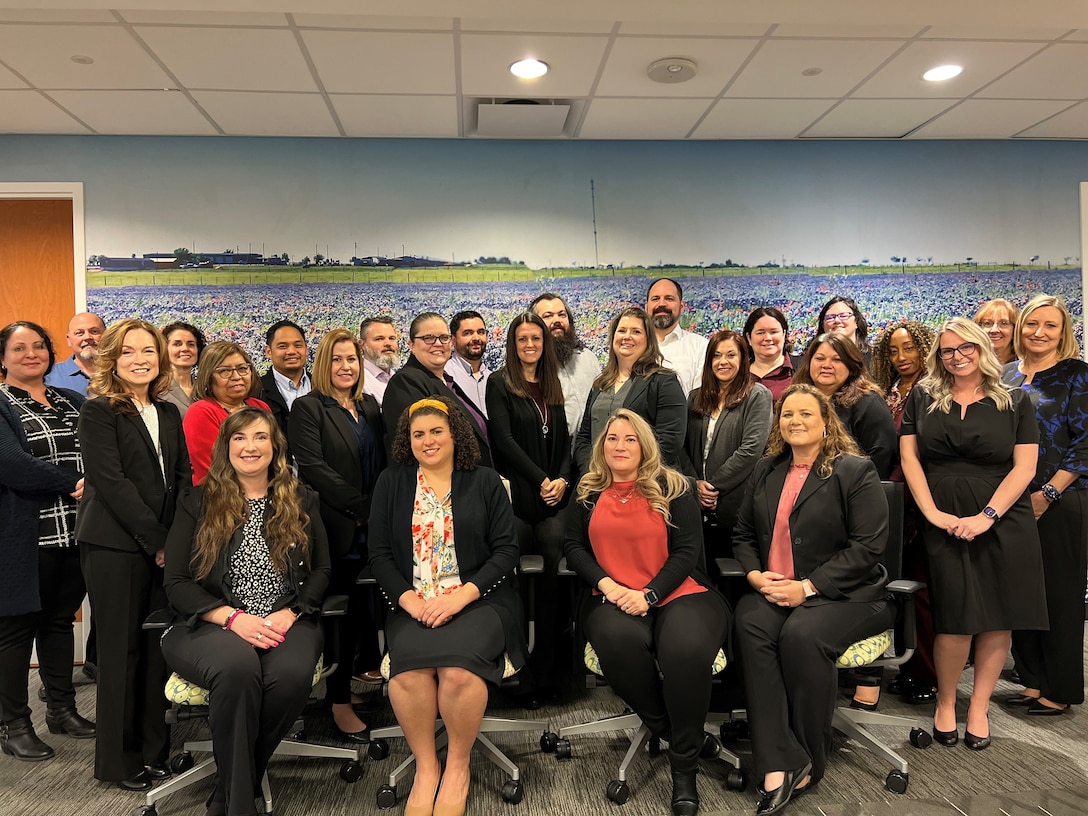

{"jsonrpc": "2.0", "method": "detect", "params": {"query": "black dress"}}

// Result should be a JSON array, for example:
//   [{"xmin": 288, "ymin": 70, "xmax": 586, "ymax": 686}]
[{"xmin": 901, "ymin": 388, "xmax": 1047, "ymax": 635}]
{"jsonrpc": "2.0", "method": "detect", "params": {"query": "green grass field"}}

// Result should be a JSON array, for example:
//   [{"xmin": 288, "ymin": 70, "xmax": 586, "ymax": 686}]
[{"xmin": 85, "ymin": 262, "xmax": 1072, "ymax": 288}]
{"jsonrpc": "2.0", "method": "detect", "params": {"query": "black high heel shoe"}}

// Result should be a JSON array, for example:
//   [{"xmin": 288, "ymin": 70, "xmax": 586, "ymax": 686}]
[{"xmin": 756, "ymin": 761, "xmax": 812, "ymax": 815}]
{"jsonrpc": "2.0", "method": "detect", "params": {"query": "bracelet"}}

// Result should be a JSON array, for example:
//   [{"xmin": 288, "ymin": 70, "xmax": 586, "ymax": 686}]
[
  {"xmin": 1041, "ymin": 483, "xmax": 1062, "ymax": 503},
  {"xmin": 223, "ymin": 609, "xmax": 244, "ymax": 630}
]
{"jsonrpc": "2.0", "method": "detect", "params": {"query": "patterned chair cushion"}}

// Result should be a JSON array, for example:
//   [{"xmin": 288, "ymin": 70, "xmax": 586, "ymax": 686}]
[
  {"xmin": 165, "ymin": 656, "xmax": 324, "ymax": 706},
  {"xmin": 835, "ymin": 630, "xmax": 894, "ymax": 669},
  {"xmin": 379, "ymin": 651, "xmax": 517, "ymax": 681},
  {"xmin": 584, "ymin": 643, "xmax": 727, "ymax": 677}
]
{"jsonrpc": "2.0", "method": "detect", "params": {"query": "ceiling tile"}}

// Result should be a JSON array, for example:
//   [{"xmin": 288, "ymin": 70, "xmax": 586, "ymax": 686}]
[
  {"xmin": 461, "ymin": 18, "xmax": 615, "ymax": 34},
  {"xmin": 136, "ymin": 26, "xmax": 316, "ymax": 92},
  {"xmin": 0, "ymin": 89, "xmax": 90, "ymax": 133},
  {"xmin": 854, "ymin": 39, "xmax": 1044, "ymax": 98},
  {"xmin": 726, "ymin": 39, "xmax": 904, "ymax": 98},
  {"xmin": 119, "ymin": 11, "xmax": 288, "ymax": 26},
  {"xmin": 976, "ymin": 43, "xmax": 1088, "ymax": 99},
  {"xmin": 331, "ymin": 94, "xmax": 459, "ymax": 137},
  {"xmin": 921, "ymin": 26, "xmax": 1069, "ymax": 41},
  {"xmin": 302, "ymin": 30, "xmax": 455, "ymax": 94},
  {"xmin": 460, "ymin": 33, "xmax": 609, "ymax": 97},
  {"xmin": 595, "ymin": 37, "xmax": 758, "ymax": 97},
  {"xmin": 291, "ymin": 14, "xmax": 452, "ymax": 31},
  {"xmin": 770, "ymin": 24, "xmax": 921, "ymax": 39},
  {"xmin": 190, "ymin": 91, "xmax": 340, "ymax": 136},
  {"xmin": 908, "ymin": 99, "xmax": 1072, "ymax": 138},
  {"xmin": 579, "ymin": 97, "xmax": 711, "ymax": 138},
  {"xmin": 1015, "ymin": 100, "xmax": 1088, "ymax": 138},
  {"xmin": 47, "ymin": 89, "xmax": 218, "ymax": 135},
  {"xmin": 0, "ymin": 61, "xmax": 28, "ymax": 89},
  {"xmin": 0, "ymin": 10, "xmax": 116, "ymax": 23},
  {"xmin": 618, "ymin": 22, "xmax": 770, "ymax": 37},
  {"xmin": 0, "ymin": 24, "xmax": 175, "ymax": 89},
  {"xmin": 803, "ymin": 99, "xmax": 955, "ymax": 137},
  {"xmin": 691, "ymin": 98, "xmax": 832, "ymax": 138}
]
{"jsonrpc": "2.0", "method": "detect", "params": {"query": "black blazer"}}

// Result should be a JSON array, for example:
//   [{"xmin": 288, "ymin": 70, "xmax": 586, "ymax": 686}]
[
  {"xmin": 484, "ymin": 370, "xmax": 571, "ymax": 523},
  {"xmin": 573, "ymin": 370, "xmax": 686, "ymax": 474},
  {"xmin": 732, "ymin": 453, "xmax": 888, "ymax": 603},
  {"xmin": 163, "ymin": 484, "xmax": 331, "ymax": 626},
  {"xmin": 259, "ymin": 369, "xmax": 297, "ymax": 444},
  {"xmin": 835, "ymin": 392, "xmax": 897, "ymax": 480},
  {"xmin": 367, "ymin": 464, "xmax": 527, "ymax": 670},
  {"xmin": 382, "ymin": 354, "xmax": 493, "ymax": 468},
  {"xmin": 289, "ymin": 391, "xmax": 386, "ymax": 560},
  {"xmin": 76, "ymin": 397, "xmax": 191, "ymax": 557}
]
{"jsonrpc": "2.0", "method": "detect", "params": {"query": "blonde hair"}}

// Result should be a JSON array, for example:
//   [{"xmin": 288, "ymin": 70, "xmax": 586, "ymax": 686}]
[
  {"xmin": 575, "ymin": 409, "xmax": 689, "ymax": 525},
  {"xmin": 1014, "ymin": 294, "xmax": 1079, "ymax": 361},
  {"xmin": 90, "ymin": 319, "xmax": 172, "ymax": 411},
  {"xmin": 919, "ymin": 317, "xmax": 1012, "ymax": 414},
  {"xmin": 311, "ymin": 328, "xmax": 364, "ymax": 401},
  {"xmin": 765, "ymin": 384, "xmax": 863, "ymax": 479},
  {"xmin": 973, "ymin": 298, "xmax": 1019, "ymax": 327}
]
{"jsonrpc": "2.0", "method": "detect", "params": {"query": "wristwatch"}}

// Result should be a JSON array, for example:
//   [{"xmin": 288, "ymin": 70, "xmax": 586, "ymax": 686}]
[
  {"xmin": 982, "ymin": 506, "xmax": 1001, "ymax": 522},
  {"xmin": 1041, "ymin": 483, "xmax": 1062, "ymax": 504},
  {"xmin": 802, "ymin": 579, "xmax": 817, "ymax": 599},
  {"xmin": 643, "ymin": 588, "xmax": 660, "ymax": 607}
]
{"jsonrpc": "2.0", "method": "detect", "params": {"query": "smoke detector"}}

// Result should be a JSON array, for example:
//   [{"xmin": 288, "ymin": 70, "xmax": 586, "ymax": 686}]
[{"xmin": 647, "ymin": 57, "xmax": 697, "ymax": 84}]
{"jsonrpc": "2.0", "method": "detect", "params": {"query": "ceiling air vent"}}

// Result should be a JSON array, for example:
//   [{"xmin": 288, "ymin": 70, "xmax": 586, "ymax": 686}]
[{"xmin": 475, "ymin": 98, "xmax": 572, "ymax": 138}]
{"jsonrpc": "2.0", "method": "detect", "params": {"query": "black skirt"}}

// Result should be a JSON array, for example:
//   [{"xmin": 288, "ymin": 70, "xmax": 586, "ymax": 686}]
[{"xmin": 386, "ymin": 600, "xmax": 506, "ymax": 684}]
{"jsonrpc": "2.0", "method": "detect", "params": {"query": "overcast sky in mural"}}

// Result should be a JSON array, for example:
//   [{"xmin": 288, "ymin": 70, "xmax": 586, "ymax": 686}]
[{"xmin": 2, "ymin": 135, "xmax": 1085, "ymax": 268}]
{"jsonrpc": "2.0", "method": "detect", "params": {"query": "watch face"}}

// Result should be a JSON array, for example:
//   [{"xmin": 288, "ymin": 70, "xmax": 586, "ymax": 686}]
[
  {"xmin": 983, "ymin": 507, "xmax": 997, "ymax": 519},
  {"xmin": 644, "ymin": 589, "xmax": 659, "ymax": 606}
]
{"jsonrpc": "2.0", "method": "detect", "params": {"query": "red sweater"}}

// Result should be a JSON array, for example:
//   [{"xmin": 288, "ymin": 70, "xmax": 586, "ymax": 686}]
[{"xmin": 182, "ymin": 397, "xmax": 270, "ymax": 484}]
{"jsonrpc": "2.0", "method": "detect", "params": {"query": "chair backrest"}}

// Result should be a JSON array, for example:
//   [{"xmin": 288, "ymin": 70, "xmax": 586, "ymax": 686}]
[{"xmin": 879, "ymin": 480, "xmax": 905, "ymax": 582}]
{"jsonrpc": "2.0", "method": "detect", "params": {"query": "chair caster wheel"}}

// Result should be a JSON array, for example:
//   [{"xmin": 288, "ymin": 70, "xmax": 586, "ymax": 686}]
[
  {"xmin": 719, "ymin": 720, "xmax": 748, "ymax": 742},
  {"xmin": 169, "ymin": 751, "xmax": 194, "ymax": 774},
  {"xmin": 909, "ymin": 727, "xmax": 932, "ymax": 749},
  {"xmin": 648, "ymin": 737, "xmax": 662, "ymax": 756},
  {"xmin": 501, "ymin": 780, "xmax": 524, "ymax": 804},
  {"xmin": 540, "ymin": 731, "xmax": 558, "ymax": 753},
  {"xmin": 886, "ymin": 770, "xmax": 909, "ymax": 794},
  {"xmin": 339, "ymin": 760, "xmax": 362, "ymax": 782},
  {"xmin": 606, "ymin": 779, "xmax": 630, "ymax": 804},
  {"xmin": 290, "ymin": 729, "xmax": 306, "ymax": 741},
  {"xmin": 367, "ymin": 739, "xmax": 390, "ymax": 760},
  {"xmin": 725, "ymin": 768, "xmax": 747, "ymax": 791},
  {"xmin": 132, "ymin": 806, "xmax": 158, "ymax": 816},
  {"xmin": 554, "ymin": 738, "xmax": 571, "ymax": 760},
  {"xmin": 376, "ymin": 784, "xmax": 397, "ymax": 808}
]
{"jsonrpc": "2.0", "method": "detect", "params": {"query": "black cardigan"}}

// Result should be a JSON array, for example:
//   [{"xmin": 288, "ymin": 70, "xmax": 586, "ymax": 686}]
[
  {"xmin": 367, "ymin": 464, "xmax": 527, "ymax": 671},
  {"xmin": 834, "ymin": 391, "xmax": 897, "ymax": 480},
  {"xmin": 484, "ymin": 370, "xmax": 571, "ymax": 523}
]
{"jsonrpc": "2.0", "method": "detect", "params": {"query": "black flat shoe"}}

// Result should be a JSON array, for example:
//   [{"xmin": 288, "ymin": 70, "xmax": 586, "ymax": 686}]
[
  {"xmin": 1006, "ymin": 694, "xmax": 1040, "ymax": 707},
  {"xmin": 756, "ymin": 761, "xmax": 812, "ymax": 815},
  {"xmin": 117, "ymin": 770, "xmax": 153, "ymax": 792},
  {"xmin": 964, "ymin": 730, "xmax": 991, "ymax": 750},
  {"xmin": 670, "ymin": 768, "xmax": 699, "ymax": 816},
  {"xmin": 0, "ymin": 719, "xmax": 54, "ymax": 762},
  {"xmin": 45, "ymin": 706, "xmax": 96, "ymax": 739},
  {"xmin": 1027, "ymin": 700, "xmax": 1069, "ymax": 716},
  {"xmin": 145, "ymin": 763, "xmax": 172, "ymax": 780},
  {"xmin": 335, "ymin": 723, "xmax": 371, "ymax": 743},
  {"xmin": 906, "ymin": 688, "xmax": 936, "ymax": 705},
  {"xmin": 849, "ymin": 698, "xmax": 879, "ymax": 712},
  {"xmin": 932, "ymin": 725, "xmax": 958, "ymax": 746}
]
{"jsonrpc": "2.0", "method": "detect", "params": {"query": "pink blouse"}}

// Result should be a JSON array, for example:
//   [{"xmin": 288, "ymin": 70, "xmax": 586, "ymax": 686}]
[{"xmin": 767, "ymin": 463, "xmax": 812, "ymax": 579}]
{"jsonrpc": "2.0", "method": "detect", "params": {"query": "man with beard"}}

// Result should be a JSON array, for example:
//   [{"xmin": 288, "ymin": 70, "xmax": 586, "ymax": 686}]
[
  {"xmin": 359, "ymin": 316, "xmax": 400, "ymax": 407},
  {"xmin": 531, "ymin": 293, "xmax": 601, "ymax": 438},
  {"xmin": 646, "ymin": 278, "xmax": 707, "ymax": 396},
  {"xmin": 444, "ymin": 309, "xmax": 491, "ymax": 418},
  {"xmin": 45, "ymin": 311, "xmax": 105, "ymax": 397}
]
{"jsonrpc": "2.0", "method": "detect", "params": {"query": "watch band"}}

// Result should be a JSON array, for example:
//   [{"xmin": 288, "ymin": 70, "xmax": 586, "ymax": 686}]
[{"xmin": 1041, "ymin": 483, "xmax": 1062, "ymax": 503}]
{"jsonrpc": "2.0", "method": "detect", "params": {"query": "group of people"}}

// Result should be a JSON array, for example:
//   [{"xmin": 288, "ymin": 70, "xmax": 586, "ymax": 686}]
[{"xmin": 0, "ymin": 280, "xmax": 1083, "ymax": 816}]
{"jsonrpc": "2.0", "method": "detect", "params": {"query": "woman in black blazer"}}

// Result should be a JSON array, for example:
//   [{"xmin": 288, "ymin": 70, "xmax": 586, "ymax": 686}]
[
  {"xmin": 485, "ymin": 313, "xmax": 571, "ymax": 699},
  {"xmin": 574, "ymin": 307, "xmax": 686, "ymax": 474},
  {"xmin": 732, "ymin": 384, "xmax": 894, "ymax": 815},
  {"xmin": 369, "ymin": 397, "xmax": 525, "ymax": 816},
  {"xmin": 289, "ymin": 328, "xmax": 385, "ymax": 741},
  {"xmin": 76, "ymin": 319, "xmax": 192, "ymax": 791}
]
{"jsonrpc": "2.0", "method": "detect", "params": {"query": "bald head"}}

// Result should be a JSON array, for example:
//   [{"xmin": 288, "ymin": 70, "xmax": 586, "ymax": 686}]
[{"xmin": 67, "ymin": 312, "xmax": 105, "ymax": 363}]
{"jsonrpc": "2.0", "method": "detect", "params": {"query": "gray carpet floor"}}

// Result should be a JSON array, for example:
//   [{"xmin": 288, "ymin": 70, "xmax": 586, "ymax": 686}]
[{"xmin": 3, "ymin": 660, "xmax": 1088, "ymax": 816}]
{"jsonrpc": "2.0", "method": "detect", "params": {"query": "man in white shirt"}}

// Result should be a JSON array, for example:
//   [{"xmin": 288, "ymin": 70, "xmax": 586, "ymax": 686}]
[
  {"xmin": 444, "ymin": 310, "xmax": 491, "ymax": 418},
  {"xmin": 531, "ymin": 292, "xmax": 601, "ymax": 437},
  {"xmin": 259, "ymin": 319, "xmax": 311, "ymax": 441},
  {"xmin": 44, "ymin": 311, "xmax": 105, "ymax": 397},
  {"xmin": 359, "ymin": 316, "xmax": 400, "ymax": 407},
  {"xmin": 646, "ymin": 277, "xmax": 708, "ymax": 396}
]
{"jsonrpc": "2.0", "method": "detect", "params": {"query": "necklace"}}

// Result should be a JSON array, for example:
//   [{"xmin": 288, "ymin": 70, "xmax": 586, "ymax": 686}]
[
  {"xmin": 609, "ymin": 484, "xmax": 638, "ymax": 504},
  {"xmin": 531, "ymin": 396, "xmax": 550, "ymax": 436},
  {"xmin": 216, "ymin": 399, "xmax": 243, "ymax": 414}
]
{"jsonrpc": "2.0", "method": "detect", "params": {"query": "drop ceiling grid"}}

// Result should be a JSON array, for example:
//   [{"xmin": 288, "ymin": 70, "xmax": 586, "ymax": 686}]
[
  {"xmin": 459, "ymin": 33, "xmax": 611, "ymax": 97},
  {"xmin": 592, "ymin": 37, "xmax": 761, "ymax": 98}
]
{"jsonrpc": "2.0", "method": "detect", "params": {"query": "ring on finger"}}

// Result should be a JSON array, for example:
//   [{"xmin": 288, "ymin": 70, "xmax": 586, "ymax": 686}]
[
  {"xmin": 264, "ymin": 619, "xmax": 272, "ymax": 628},
  {"xmin": 256, "ymin": 633, "xmax": 263, "ymax": 640}
]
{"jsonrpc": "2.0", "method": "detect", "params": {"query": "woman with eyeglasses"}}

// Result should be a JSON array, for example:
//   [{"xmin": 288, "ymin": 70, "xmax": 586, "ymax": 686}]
[
  {"xmin": 815, "ymin": 296, "xmax": 870, "ymax": 364},
  {"xmin": 382, "ymin": 312, "xmax": 493, "ymax": 468},
  {"xmin": 900, "ymin": 318, "xmax": 1046, "ymax": 751},
  {"xmin": 182, "ymin": 341, "xmax": 269, "ymax": 485},
  {"xmin": 973, "ymin": 299, "xmax": 1019, "ymax": 366}
]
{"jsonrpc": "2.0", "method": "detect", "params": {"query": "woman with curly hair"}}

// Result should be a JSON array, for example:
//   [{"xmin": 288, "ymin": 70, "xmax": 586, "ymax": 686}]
[
  {"xmin": 733, "ymin": 384, "xmax": 893, "ymax": 814},
  {"xmin": 566, "ymin": 409, "xmax": 730, "ymax": 816},
  {"xmin": 368, "ymin": 396, "xmax": 525, "ymax": 816},
  {"xmin": 162, "ymin": 407, "xmax": 330, "ymax": 816},
  {"xmin": 900, "ymin": 318, "xmax": 1046, "ymax": 750}
]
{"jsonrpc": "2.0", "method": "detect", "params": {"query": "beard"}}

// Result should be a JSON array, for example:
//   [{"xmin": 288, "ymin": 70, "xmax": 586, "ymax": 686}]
[
  {"xmin": 365, "ymin": 348, "xmax": 400, "ymax": 370},
  {"xmin": 458, "ymin": 344, "xmax": 485, "ymax": 362},
  {"xmin": 651, "ymin": 311, "xmax": 678, "ymax": 331},
  {"xmin": 552, "ymin": 326, "xmax": 581, "ymax": 365},
  {"xmin": 76, "ymin": 345, "xmax": 98, "ymax": 363}
]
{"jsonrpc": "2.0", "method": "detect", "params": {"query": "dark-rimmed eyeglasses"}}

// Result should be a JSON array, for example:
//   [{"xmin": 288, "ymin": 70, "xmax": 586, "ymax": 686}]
[
  {"xmin": 213, "ymin": 365, "xmax": 252, "ymax": 379},
  {"xmin": 978, "ymin": 320, "xmax": 1012, "ymax": 330},
  {"xmin": 936, "ymin": 343, "xmax": 977, "ymax": 360},
  {"xmin": 823, "ymin": 311, "xmax": 854, "ymax": 324},
  {"xmin": 412, "ymin": 334, "xmax": 452, "ymax": 346}
]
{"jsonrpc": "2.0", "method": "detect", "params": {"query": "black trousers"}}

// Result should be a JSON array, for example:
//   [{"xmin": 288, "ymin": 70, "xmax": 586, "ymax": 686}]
[
  {"xmin": 1012, "ymin": 491, "xmax": 1088, "ymax": 705},
  {"xmin": 514, "ymin": 514, "xmax": 570, "ymax": 690},
  {"xmin": 323, "ymin": 556, "xmax": 379, "ymax": 705},
  {"xmin": 162, "ymin": 618, "xmax": 323, "ymax": 816},
  {"xmin": 584, "ymin": 590, "xmax": 731, "ymax": 772},
  {"xmin": 735, "ymin": 592, "xmax": 894, "ymax": 780},
  {"xmin": 80, "ymin": 543, "xmax": 170, "ymax": 781},
  {"xmin": 0, "ymin": 547, "xmax": 86, "ymax": 722}
]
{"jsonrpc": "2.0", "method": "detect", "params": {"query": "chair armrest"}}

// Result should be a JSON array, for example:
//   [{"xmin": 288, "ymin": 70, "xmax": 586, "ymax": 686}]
[
  {"xmin": 519, "ymin": 554, "xmax": 544, "ymax": 575},
  {"xmin": 142, "ymin": 608, "xmax": 174, "ymax": 630},
  {"xmin": 716, "ymin": 558, "xmax": 745, "ymax": 579},
  {"xmin": 557, "ymin": 557, "xmax": 577, "ymax": 577},
  {"xmin": 887, "ymin": 579, "xmax": 924, "ymax": 595},
  {"xmin": 321, "ymin": 595, "xmax": 349, "ymax": 617},
  {"xmin": 356, "ymin": 565, "xmax": 377, "ymax": 585}
]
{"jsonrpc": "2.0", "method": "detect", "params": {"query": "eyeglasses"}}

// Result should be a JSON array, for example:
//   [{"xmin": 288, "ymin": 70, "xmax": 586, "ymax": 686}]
[
  {"xmin": 412, "ymin": 334, "xmax": 452, "ymax": 346},
  {"xmin": 823, "ymin": 312, "xmax": 854, "ymax": 324},
  {"xmin": 213, "ymin": 365, "xmax": 252, "ymax": 379},
  {"xmin": 937, "ymin": 342, "xmax": 978, "ymax": 360},
  {"xmin": 978, "ymin": 320, "xmax": 1012, "ymax": 330}
]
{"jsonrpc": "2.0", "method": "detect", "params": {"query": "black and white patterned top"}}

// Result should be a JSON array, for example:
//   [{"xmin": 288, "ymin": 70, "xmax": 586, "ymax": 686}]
[
  {"xmin": 0, "ymin": 383, "xmax": 82, "ymax": 548},
  {"xmin": 227, "ymin": 498, "xmax": 291, "ymax": 618}
]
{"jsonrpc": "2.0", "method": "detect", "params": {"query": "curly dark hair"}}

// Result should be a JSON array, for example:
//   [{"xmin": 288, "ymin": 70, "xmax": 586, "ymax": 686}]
[
  {"xmin": 390, "ymin": 395, "xmax": 480, "ymax": 470},
  {"xmin": 870, "ymin": 320, "xmax": 935, "ymax": 393}
]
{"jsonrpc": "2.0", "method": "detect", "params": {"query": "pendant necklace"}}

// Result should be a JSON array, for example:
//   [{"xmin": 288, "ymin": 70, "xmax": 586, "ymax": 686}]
[
  {"xmin": 610, "ymin": 484, "xmax": 637, "ymax": 504},
  {"xmin": 532, "ymin": 398, "xmax": 550, "ymax": 436}
]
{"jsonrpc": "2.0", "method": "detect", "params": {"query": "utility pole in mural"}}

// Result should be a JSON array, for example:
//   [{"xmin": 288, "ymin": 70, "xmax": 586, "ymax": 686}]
[{"xmin": 590, "ymin": 179, "xmax": 600, "ymax": 270}]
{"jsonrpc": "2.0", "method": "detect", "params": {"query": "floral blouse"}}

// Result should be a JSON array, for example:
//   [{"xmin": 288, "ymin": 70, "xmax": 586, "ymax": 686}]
[{"xmin": 411, "ymin": 469, "xmax": 463, "ymax": 599}]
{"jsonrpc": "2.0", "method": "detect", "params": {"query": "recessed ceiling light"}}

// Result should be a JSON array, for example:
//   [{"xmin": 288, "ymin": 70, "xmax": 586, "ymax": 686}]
[
  {"xmin": 510, "ymin": 59, "xmax": 548, "ymax": 79},
  {"xmin": 70, "ymin": 55, "xmax": 94, "ymax": 65},
  {"xmin": 922, "ymin": 64, "xmax": 963, "ymax": 82},
  {"xmin": 801, "ymin": 67, "xmax": 823, "ymax": 77}
]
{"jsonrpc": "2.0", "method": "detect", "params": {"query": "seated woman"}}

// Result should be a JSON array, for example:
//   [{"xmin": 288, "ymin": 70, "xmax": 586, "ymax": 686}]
[
  {"xmin": 733, "ymin": 384, "xmax": 894, "ymax": 815},
  {"xmin": 368, "ymin": 397, "xmax": 525, "ymax": 816},
  {"xmin": 162, "ymin": 408, "xmax": 330, "ymax": 816},
  {"xmin": 565, "ymin": 409, "xmax": 731, "ymax": 816}
]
